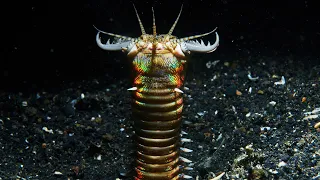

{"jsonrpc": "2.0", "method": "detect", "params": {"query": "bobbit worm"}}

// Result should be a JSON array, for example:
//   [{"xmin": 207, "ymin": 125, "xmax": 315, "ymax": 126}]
[{"xmin": 95, "ymin": 5, "xmax": 219, "ymax": 180}]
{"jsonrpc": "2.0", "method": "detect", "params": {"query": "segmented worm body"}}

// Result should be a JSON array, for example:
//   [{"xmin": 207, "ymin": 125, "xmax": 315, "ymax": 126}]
[{"xmin": 95, "ymin": 5, "xmax": 219, "ymax": 179}]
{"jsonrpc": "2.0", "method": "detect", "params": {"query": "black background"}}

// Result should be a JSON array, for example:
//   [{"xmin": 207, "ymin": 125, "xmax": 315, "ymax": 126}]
[{"xmin": 2, "ymin": 0, "xmax": 319, "ymax": 91}]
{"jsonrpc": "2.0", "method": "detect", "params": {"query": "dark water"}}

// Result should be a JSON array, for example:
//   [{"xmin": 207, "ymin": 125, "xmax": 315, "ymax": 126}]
[{"xmin": 3, "ymin": 0, "xmax": 319, "ymax": 91}]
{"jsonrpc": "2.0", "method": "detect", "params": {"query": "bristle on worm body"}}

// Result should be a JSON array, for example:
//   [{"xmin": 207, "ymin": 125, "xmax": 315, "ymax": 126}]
[{"xmin": 95, "ymin": 5, "xmax": 219, "ymax": 180}]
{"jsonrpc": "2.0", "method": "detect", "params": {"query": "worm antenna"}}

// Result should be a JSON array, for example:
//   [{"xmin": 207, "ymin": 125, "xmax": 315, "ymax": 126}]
[
  {"xmin": 133, "ymin": 4, "xmax": 146, "ymax": 35},
  {"xmin": 167, "ymin": 4, "xmax": 183, "ymax": 36}
]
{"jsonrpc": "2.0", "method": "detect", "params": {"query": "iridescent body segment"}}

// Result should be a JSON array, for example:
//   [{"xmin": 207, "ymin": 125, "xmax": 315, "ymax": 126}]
[
  {"xmin": 132, "ymin": 45, "xmax": 185, "ymax": 180},
  {"xmin": 95, "ymin": 5, "xmax": 219, "ymax": 180}
]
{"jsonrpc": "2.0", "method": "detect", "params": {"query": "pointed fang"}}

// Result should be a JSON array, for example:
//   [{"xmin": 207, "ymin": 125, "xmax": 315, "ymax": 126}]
[
  {"xmin": 174, "ymin": 88, "xmax": 184, "ymax": 93},
  {"xmin": 181, "ymin": 131, "xmax": 188, "ymax": 135},
  {"xmin": 127, "ymin": 87, "xmax": 138, "ymax": 91},
  {"xmin": 183, "ymin": 174, "xmax": 193, "ymax": 179},
  {"xmin": 180, "ymin": 156, "xmax": 192, "ymax": 163},
  {"xmin": 180, "ymin": 147, "xmax": 193, "ymax": 153},
  {"xmin": 184, "ymin": 167, "xmax": 194, "ymax": 171},
  {"xmin": 179, "ymin": 165, "xmax": 194, "ymax": 171},
  {"xmin": 181, "ymin": 138, "xmax": 193, "ymax": 143}
]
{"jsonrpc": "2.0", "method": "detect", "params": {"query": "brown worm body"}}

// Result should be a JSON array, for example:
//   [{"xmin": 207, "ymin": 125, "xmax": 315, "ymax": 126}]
[
  {"xmin": 95, "ymin": 5, "xmax": 219, "ymax": 179},
  {"xmin": 131, "ymin": 53, "xmax": 185, "ymax": 180}
]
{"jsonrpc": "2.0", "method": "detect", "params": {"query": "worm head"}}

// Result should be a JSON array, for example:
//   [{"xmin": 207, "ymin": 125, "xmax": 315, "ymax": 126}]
[{"xmin": 95, "ymin": 5, "xmax": 219, "ymax": 58}]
